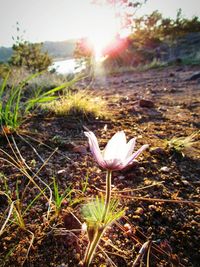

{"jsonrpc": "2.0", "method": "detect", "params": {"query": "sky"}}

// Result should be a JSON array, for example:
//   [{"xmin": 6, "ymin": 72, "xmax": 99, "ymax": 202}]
[{"xmin": 1, "ymin": 0, "xmax": 200, "ymax": 47}]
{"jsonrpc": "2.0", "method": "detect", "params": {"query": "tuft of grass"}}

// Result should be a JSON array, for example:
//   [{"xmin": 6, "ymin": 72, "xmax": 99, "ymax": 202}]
[
  {"xmin": 52, "ymin": 177, "xmax": 74, "ymax": 216},
  {"xmin": 0, "ymin": 71, "xmax": 39, "ymax": 132},
  {"xmin": 42, "ymin": 90, "xmax": 110, "ymax": 119},
  {"xmin": 179, "ymin": 55, "xmax": 200, "ymax": 66},
  {"xmin": 1, "ymin": 182, "xmax": 25, "ymax": 230},
  {"xmin": 27, "ymin": 71, "xmax": 71, "ymax": 92},
  {"xmin": 106, "ymin": 59, "xmax": 167, "ymax": 75},
  {"xmin": 137, "ymin": 59, "xmax": 167, "ymax": 71},
  {"xmin": 3, "ymin": 66, "xmax": 31, "ymax": 85},
  {"xmin": 166, "ymin": 131, "xmax": 199, "ymax": 156},
  {"xmin": 0, "ymin": 63, "xmax": 10, "ymax": 79},
  {"xmin": 0, "ymin": 71, "xmax": 79, "ymax": 132}
]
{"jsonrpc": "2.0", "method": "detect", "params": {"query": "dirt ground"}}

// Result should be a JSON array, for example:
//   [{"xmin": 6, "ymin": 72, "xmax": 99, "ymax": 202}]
[{"xmin": 0, "ymin": 66, "xmax": 200, "ymax": 267}]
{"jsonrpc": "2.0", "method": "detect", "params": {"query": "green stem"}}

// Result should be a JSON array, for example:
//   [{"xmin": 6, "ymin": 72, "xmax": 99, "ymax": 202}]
[
  {"xmin": 102, "ymin": 170, "xmax": 112, "ymax": 223},
  {"xmin": 83, "ymin": 170, "xmax": 112, "ymax": 266},
  {"xmin": 83, "ymin": 228, "xmax": 105, "ymax": 267}
]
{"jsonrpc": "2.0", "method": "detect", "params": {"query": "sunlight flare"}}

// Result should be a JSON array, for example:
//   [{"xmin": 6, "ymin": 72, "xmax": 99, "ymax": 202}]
[{"xmin": 86, "ymin": 4, "xmax": 118, "ymax": 61}]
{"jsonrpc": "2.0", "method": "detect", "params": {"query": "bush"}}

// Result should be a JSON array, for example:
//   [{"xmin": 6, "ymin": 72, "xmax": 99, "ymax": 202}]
[
  {"xmin": 0, "ymin": 63, "xmax": 10, "ymax": 79},
  {"xmin": 9, "ymin": 42, "xmax": 52, "ymax": 72}
]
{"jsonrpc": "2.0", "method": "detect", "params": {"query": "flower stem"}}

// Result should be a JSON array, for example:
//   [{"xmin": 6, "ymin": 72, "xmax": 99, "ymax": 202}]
[
  {"xmin": 102, "ymin": 170, "xmax": 112, "ymax": 223},
  {"xmin": 83, "ymin": 228, "xmax": 105, "ymax": 267},
  {"xmin": 83, "ymin": 170, "xmax": 112, "ymax": 266}
]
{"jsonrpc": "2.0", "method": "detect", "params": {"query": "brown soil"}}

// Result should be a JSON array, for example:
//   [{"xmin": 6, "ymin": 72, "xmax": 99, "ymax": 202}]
[{"xmin": 0, "ymin": 66, "xmax": 200, "ymax": 267}]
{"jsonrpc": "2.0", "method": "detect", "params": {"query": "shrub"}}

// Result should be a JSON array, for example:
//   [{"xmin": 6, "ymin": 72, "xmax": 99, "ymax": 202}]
[{"xmin": 9, "ymin": 42, "xmax": 52, "ymax": 72}]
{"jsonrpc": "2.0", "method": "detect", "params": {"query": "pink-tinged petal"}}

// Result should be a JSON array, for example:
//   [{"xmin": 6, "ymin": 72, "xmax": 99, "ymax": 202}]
[
  {"xmin": 85, "ymin": 130, "xmax": 148, "ymax": 171},
  {"xmin": 125, "ymin": 138, "xmax": 136, "ymax": 158},
  {"xmin": 122, "ymin": 144, "xmax": 149, "ymax": 168},
  {"xmin": 104, "ymin": 158, "xmax": 123, "ymax": 171},
  {"xmin": 84, "ymin": 131, "xmax": 105, "ymax": 167},
  {"xmin": 103, "ymin": 131, "xmax": 126, "ymax": 160}
]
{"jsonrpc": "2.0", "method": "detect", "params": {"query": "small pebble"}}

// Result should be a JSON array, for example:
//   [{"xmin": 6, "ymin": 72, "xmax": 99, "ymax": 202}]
[
  {"xmin": 135, "ymin": 207, "xmax": 144, "ymax": 215},
  {"xmin": 124, "ymin": 223, "xmax": 132, "ymax": 231},
  {"xmin": 148, "ymin": 205, "xmax": 157, "ymax": 211},
  {"xmin": 118, "ymin": 175, "xmax": 125, "ymax": 180},
  {"xmin": 160, "ymin": 166, "xmax": 170, "ymax": 172},
  {"xmin": 132, "ymin": 215, "xmax": 141, "ymax": 220},
  {"xmin": 139, "ymin": 167, "xmax": 145, "ymax": 173},
  {"xmin": 143, "ymin": 179, "xmax": 152, "ymax": 185},
  {"xmin": 150, "ymin": 147, "xmax": 166, "ymax": 155},
  {"xmin": 182, "ymin": 180, "xmax": 190, "ymax": 186}
]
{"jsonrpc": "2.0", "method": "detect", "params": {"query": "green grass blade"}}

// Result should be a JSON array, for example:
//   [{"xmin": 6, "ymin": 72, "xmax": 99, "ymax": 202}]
[
  {"xmin": 23, "ymin": 186, "xmax": 48, "ymax": 215},
  {"xmin": 0, "ymin": 71, "xmax": 10, "ymax": 98}
]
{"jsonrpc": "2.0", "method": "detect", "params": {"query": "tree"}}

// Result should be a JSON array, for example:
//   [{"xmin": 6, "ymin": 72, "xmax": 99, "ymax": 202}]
[
  {"xmin": 9, "ymin": 23, "xmax": 52, "ymax": 72},
  {"xmin": 9, "ymin": 41, "xmax": 52, "ymax": 72},
  {"xmin": 91, "ymin": 0, "xmax": 147, "ymax": 28}
]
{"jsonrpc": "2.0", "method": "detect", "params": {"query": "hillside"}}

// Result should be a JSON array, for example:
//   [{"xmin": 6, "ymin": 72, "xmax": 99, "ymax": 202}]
[
  {"xmin": 0, "ymin": 39, "xmax": 77, "ymax": 62},
  {"xmin": 1, "ymin": 32, "xmax": 200, "ymax": 65},
  {"xmin": 0, "ymin": 46, "xmax": 12, "ymax": 62},
  {"xmin": 42, "ymin": 39, "xmax": 77, "ymax": 60}
]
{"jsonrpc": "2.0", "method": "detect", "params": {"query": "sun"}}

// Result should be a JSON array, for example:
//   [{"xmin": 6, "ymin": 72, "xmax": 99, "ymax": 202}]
[
  {"xmin": 88, "ymin": 32, "xmax": 114, "ymax": 62},
  {"xmin": 86, "ymin": 4, "xmax": 119, "ymax": 61}
]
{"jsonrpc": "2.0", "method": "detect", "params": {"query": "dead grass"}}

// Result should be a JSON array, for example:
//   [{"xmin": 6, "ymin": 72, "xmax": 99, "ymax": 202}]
[{"xmin": 42, "ymin": 90, "xmax": 110, "ymax": 119}]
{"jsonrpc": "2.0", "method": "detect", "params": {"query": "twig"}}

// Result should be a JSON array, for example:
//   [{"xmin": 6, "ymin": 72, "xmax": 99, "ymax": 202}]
[
  {"xmin": 92, "ymin": 182, "xmax": 164, "ymax": 193},
  {"xmin": 16, "ymin": 134, "xmax": 45, "ymax": 163},
  {"xmin": 98, "ymin": 245, "xmax": 118, "ymax": 267},
  {"xmin": 132, "ymin": 240, "xmax": 152, "ymax": 267},
  {"xmin": 115, "ymin": 194, "xmax": 200, "ymax": 206},
  {"xmin": 0, "ymin": 192, "xmax": 14, "ymax": 236},
  {"xmin": 19, "ymin": 132, "xmax": 71, "ymax": 161}
]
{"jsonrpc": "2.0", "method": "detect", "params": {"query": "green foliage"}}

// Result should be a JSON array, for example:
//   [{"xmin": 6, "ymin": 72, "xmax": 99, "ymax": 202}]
[
  {"xmin": 166, "ymin": 131, "xmax": 199, "ymax": 156},
  {"xmin": 78, "ymin": 9, "xmax": 200, "ymax": 71},
  {"xmin": 0, "ymin": 72, "xmax": 38, "ymax": 131},
  {"xmin": 179, "ymin": 52, "xmax": 200, "ymax": 66},
  {"xmin": 52, "ymin": 177, "xmax": 74, "ymax": 216},
  {"xmin": 0, "ymin": 72, "xmax": 78, "ymax": 132},
  {"xmin": 82, "ymin": 196, "xmax": 125, "ymax": 227},
  {"xmin": 9, "ymin": 41, "xmax": 52, "ymax": 72},
  {"xmin": 132, "ymin": 9, "xmax": 200, "ymax": 42},
  {"xmin": 82, "ymin": 195, "xmax": 125, "ymax": 266},
  {"xmin": 136, "ymin": 58, "xmax": 167, "ymax": 71},
  {"xmin": 0, "ymin": 63, "xmax": 10, "ymax": 79},
  {"xmin": 105, "ymin": 9, "xmax": 200, "ymax": 69},
  {"xmin": 2, "ymin": 178, "xmax": 25, "ymax": 229},
  {"xmin": 81, "ymin": 173, "xmax": 89, "ymax": 193}
]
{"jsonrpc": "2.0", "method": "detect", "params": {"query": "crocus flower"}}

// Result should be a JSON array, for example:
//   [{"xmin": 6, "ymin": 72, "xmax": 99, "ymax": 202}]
[{"xmin": 84, "ymin": 131, "xmax": 148, "ymax": 171}]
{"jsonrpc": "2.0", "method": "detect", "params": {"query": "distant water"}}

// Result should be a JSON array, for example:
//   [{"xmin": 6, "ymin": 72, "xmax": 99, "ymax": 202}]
[{"xmin": 49, "ymin": 58, "xmax": 84, "ymax": 74}]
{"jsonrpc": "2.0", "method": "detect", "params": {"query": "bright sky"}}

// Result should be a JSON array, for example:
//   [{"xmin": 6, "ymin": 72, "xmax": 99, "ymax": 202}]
[{"xmin": 1, "ymin": 0, "xmax": 200, "ymax": 47}]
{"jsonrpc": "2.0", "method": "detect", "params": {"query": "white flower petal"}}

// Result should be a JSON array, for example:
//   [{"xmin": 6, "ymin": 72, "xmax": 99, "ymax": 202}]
[
  {"xmin": 125, "ymin": 138, "xmax": 136, "ymax": 159},
  {"xmin": 103, "ymin": 131, "xmax": 126, "ymax": 160},
  {"xmin": 122, "ymin": 144, "xmax": 149, "ymax": 168},
  {"xmin": 84, "ymin": 131, "xmax": 105, "ymax": 167},
  {"xmin": 104, "ymin": 158, "xmax": 123, "ymax": 170},
  {"xmin": 85, "ymin": 130, "xmax": 148, "ymax": 171}
]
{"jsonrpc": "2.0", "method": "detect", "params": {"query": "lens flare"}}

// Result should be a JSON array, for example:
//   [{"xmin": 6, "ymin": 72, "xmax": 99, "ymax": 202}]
[
  {"xmin": 88, "ymin": 34, "xmax": 112, "ymax": 62},
  {"xmin": 86, "ymin": 5, "xmax": 118, "ymax": 61}
]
